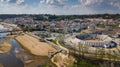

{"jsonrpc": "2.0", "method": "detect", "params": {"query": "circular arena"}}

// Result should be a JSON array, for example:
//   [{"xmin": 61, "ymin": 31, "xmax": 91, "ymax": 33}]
[{"xmin": 76, "ymin": 34, "xmax": 117, "ymax": 48}]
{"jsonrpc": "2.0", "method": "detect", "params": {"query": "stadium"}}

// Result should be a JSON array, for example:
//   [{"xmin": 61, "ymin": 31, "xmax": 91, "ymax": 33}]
[{"xmin": 75, "ymin": 34, "xmax": 117, "ymax": 48}]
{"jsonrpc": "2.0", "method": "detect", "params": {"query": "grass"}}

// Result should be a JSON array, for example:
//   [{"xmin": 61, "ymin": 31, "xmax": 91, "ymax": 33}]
[
  {"xmin": 50, "ymin": 40, "xmax": 57, "ymax": 45},
  {"xmin": 72, "ymin": 59, "xmax": 100, "ymax": 67}
]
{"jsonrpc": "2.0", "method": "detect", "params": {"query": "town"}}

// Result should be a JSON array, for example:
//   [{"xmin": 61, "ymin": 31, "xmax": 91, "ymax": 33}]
[
  {"xmin": 0, "ymin": 14, "xmax": 119, "ymax": 67},
  {"xmin": 0, "ymin": 0, "xmax": 120, "ymax": 67}
]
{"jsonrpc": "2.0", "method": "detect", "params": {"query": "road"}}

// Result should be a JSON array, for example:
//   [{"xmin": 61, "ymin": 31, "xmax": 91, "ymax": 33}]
[{"xmin": 56, "ymin": 36, "xmax": 69, "ymax": 54}]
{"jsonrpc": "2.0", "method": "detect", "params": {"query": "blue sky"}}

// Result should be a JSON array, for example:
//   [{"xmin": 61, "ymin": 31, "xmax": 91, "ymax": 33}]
[{"xmin": 0, "ymin": 0, "xmax": 120, "ymax": 15}]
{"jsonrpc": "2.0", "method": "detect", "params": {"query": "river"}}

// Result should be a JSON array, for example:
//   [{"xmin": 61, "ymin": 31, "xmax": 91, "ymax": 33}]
[
  {"xmin": 0, "ymin": 38, "xmax": 24, "ymax": 67},
  {"xmin": 0, "ymin": 24, "xmax": 24, "ymax": 67},
  {"xmin": 0, "ymin": 24, "xmax": 56, "ymax": 67},
  {"xmin": 0, "ymin": 34, "xmax": 55, "ymax": 67}
]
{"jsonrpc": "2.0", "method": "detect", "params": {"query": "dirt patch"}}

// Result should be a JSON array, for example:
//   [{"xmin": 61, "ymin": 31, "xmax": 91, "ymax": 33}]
[{"xmin": 51, "ymin": 53, "xmax": 75, "ymax": 67}]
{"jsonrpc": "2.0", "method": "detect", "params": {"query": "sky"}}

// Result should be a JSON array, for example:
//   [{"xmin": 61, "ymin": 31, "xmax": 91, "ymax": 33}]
[{"xmin": 0, "ymin": 0, "xmax": 120, "ymax": 15}]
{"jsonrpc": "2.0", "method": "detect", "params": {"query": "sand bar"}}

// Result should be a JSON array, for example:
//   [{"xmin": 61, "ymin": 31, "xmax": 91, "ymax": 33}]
[
  {"xmin": 15, "ymin": 34, "xmax": 56, "ymax": 56},
  {"xmin": 0, "ymin": 41, "xmax": 12, "ymax": 54}
]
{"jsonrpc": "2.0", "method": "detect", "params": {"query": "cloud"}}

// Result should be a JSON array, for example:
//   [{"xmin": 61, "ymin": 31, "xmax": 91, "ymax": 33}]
[
  {"xmin": 79, "ymin": 0, "xmax": 103, "ymax": 7},
  {"xmin": 0, "ymin": 0, "xmax": 4, "ymax": 2},
  {"xmin": 40, "ymin": 0, "xmax": 68, "ymax": 6},
  {"xmin": 0, "ymin": 0, "xmax": 119, "ymax": 15},
  {"xmin": 0, "ymin": 0, "xmax": 10, "ymax": 2},
  {"xmin": 16, "ymin": 0, "xmax": 24, "ymax": 5},
  {"xmin": 110, "ymin": 1, "xmax": 120, "ymax": 9},
  {"xmin": 0, "ymin": 3, "xmax": 28, "ymax": 14}
]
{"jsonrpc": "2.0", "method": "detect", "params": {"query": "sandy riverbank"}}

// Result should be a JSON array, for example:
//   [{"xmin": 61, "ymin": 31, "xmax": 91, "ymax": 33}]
[
  {"xmin": 15, "ymin": 34, "xmax": 56, "ymax": 56},
  {"xmin": 51, "ymin": 38, "xmax": 75, "ymax": 67},
  {"xmin": 51, "ymin": 53, "xmax": 75, "ymax": 67},
  {"xmin": 0, "ymin": 41, "xmax": 12, "ymax": 54}
]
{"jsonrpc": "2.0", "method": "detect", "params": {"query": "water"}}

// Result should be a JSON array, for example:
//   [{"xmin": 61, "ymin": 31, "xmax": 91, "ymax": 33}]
[
  {"xmin": 0, "ymin": 27, "xmax": 24, "ymax": 67},
  {"xmin": 0, "ymin": 38, "xmax": 24, "ymax": 67},
  {"xmin": 0, "ymin": 33, "xmax": 7, "ymax": 38},
  {"xmin": 0, "ymin": 32, "xmax": 54, "ymax": 67}
]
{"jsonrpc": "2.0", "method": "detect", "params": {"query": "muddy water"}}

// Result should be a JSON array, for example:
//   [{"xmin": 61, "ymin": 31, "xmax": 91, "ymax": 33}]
[{"xmin": 0, "ymin": 38, "xmax": 24, "ymax": 67}]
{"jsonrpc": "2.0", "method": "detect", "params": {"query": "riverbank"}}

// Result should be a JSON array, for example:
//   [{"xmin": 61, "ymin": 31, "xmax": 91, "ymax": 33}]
[
  {"xmin": 50, "ymin": 36, "xmax": 75, "ymax": 67},
  {"xmin": 0, "ymin": 41, "xmax": 12, "ymax": 54},
  {"xmin": 24, "ymin": 56, "xmax": 56, "ymax": 67},
  {"xmin": 15, "ymin": 34, "xmax": 56, "ymax": 56},
  {"xmin": 51, "ymin": 53, "xmax": 75, "ymax": 67}
]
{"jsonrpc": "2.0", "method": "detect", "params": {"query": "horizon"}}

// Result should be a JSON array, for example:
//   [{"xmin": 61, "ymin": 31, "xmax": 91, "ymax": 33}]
[
  {"xmin": 0, "ymin": 13, "xmax": 119, "ymax": 16},
  {"xmin": 0, "ymin": 0, "xmax": 120, "ymax": 15}
]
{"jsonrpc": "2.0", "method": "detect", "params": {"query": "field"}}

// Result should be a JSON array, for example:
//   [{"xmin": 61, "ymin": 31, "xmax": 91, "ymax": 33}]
[{"xmin": 15, "ymin": 34, "xmax": 56, "ymax": 56}]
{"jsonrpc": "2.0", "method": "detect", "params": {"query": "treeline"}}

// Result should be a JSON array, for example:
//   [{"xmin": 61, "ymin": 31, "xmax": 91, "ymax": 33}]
[
  {"xmin": 0, "ymin": 13, "xmax": 120, "ymax": 20},
  {"xmin": 33, "ymin": 14, "xmax": 120, "ymax": 21},
  {"xmin": 0, "ymin": 14, "xmax": 27, "ymax": 19}
]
